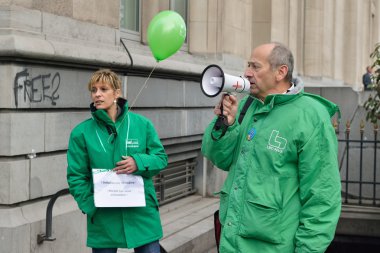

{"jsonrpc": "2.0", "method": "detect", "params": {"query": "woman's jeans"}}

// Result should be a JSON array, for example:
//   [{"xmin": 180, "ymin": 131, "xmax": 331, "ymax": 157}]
[{"xmin": 92, "ymin": 240, "xmax": 161, "ymax": 253}]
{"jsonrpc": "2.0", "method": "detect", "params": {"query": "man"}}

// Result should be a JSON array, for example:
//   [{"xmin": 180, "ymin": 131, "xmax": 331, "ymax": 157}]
[
  {"xmin": 362, "ymin": 66, "xmax": 373, "ymax": 90},
  {"xmin": 202, "ymin": 42, "xmax": 341, "ymax": 253}
]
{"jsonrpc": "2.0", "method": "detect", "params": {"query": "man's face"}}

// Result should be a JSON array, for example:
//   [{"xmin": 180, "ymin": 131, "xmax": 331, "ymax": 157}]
[{"xmin": 244, "ymin": 44, "xmax": 277, "ymax": 100}]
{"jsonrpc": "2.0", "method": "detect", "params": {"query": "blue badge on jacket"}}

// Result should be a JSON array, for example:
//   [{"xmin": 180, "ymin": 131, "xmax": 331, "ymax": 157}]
[{"xmin": 247, "ymin": 127, "xmax": 256, "ymax": 141}]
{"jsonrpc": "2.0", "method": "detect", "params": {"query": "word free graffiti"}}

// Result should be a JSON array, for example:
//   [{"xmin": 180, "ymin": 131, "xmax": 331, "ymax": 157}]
[{"xmin": 14, "ymin": 68, "xmax": 60, "ymax": 107}]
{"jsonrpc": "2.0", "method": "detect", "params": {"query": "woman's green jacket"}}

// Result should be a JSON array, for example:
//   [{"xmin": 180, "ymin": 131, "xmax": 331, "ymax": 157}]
[{"xmin": 67, "ymin": 98, "xmax": 167, "ymax": 249}]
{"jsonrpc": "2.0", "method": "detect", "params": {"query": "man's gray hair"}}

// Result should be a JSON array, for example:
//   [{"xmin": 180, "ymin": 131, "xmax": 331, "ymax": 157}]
[{"xmin": 268, "ymin": 42, "xmax": 294, "ymax": 82}]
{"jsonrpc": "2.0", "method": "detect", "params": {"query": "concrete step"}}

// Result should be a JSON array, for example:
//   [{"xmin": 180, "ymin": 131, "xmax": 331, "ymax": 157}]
[
  {"xmin": 118, "ymin": 195, "xmax": 219, "ymax": 253},
  {"xmin": 336, "ymin": 204, "xmax": 380, "ymax": 238},
  {"xmin": 205, "ymin": 247, "xmax": 218, "ymax": 253}
]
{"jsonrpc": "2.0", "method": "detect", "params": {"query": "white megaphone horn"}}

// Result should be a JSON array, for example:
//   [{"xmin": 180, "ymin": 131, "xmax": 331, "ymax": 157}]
[{"xmin": 200, "ymin": 64, "xmax": 250, "ymax": 97}]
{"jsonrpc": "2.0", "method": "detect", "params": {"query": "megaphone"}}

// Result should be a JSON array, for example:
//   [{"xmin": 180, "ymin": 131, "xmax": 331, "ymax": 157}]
[{"xmin": 200, "ymin": 64, "xmax": 250, "ymax": 97}]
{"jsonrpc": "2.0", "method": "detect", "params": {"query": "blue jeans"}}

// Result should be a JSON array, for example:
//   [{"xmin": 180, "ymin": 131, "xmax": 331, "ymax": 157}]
[
  {"xmin": 92, "ymin": 249, "xmax": 116, "ymax": 253},
  {"xmin": 134, "ymin": 240, "xmax": 160, "ymax": 253},
  {"xmin": 92, "ymin": 240, "xmax": 160, "ymax": 253}
]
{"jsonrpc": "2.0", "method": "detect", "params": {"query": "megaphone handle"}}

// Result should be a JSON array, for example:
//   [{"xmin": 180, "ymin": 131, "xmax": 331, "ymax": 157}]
[
  {"xmin": 211, "ymin": 115, "xmax": 228, "ymax": 141},
  {"xmin": 216, "ymin": 93, "xmax": 230, "ymax": 127},
  {"xmin": 211, "ymin": 94, "xmax": 229, "ymax": 140},
  {"xmin": 220, "ymin": 99, "xmax": 224, "ymax": 120}
]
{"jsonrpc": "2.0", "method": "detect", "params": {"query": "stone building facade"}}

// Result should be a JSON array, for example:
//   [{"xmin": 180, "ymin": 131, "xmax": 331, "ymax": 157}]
[{"xmin": 0, "ymin": 0, "xmax": 379, "ymax": 252}]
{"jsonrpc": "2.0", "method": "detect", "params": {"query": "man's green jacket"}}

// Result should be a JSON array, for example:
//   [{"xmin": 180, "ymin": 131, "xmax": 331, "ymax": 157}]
[{"xmin": 202, "ymin": 83, "xmax": 341, "ymax": 253}]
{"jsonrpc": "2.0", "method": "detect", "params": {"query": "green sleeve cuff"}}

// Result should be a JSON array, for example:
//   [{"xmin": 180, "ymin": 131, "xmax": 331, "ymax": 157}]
[{"xmin": 130, "ymin": 154, "xmax": 147, "ymax": 172}]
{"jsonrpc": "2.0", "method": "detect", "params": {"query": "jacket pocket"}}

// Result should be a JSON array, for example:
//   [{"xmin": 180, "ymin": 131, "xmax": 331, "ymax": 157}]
[
  {"xmin": 238, "ymin": 199, "xmax": 283, "ymax": 244},
  {"xmin": 146, "ymin": 187, "xmax": 160, "ymax": 210}
]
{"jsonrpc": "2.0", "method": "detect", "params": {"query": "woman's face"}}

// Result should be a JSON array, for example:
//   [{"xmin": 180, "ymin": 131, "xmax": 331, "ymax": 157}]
[{"xmin": 90, "ymin": 81, "xmax": 119, "ymax": 111}]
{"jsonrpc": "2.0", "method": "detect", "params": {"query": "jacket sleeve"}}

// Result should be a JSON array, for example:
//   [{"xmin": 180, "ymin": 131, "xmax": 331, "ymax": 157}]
[
  {"xmin": 201, "ymin": 117, "xmax": 241, "ymax": 171},
  {"xmin": 131, "ymin": 120, "xmax": 168, "ymax": 178},
  {"xmin": 295, "ymin": 120, "xmax": 341, "ymax": 253},
  {"xmin": 66, "ymin": 128, "xmax": 97, "ymax": 217}
]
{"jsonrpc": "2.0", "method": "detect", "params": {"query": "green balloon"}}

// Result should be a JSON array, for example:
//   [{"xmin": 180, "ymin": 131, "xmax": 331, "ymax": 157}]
[{"xmin": 147, "ymin": 11, "xmax": 187, "ymax": 62}]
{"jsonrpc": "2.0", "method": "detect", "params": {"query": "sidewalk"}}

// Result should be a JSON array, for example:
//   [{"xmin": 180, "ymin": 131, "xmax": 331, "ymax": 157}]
[{"xmin": 118, "ymin": 195, "xmax": 219, "ymax": 253}]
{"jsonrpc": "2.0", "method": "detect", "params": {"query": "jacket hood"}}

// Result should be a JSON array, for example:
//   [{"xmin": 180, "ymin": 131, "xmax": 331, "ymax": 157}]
[
  {"xmin": 303, "ymin": 92, "xmax": 340, "ymax": 118},
  {"xmin": 290, "ymin": 77, "xmax": 340, "ymax": 118},
  {"xmin": 263, "ymin": 76, "xmax": 304, "ymax": 105},
  {"xmin": 263, "ymin": 77, "xmax": 339, "ymax": 118},
  {"xmin": 288, "ymin": 76, "xmax": 304, "ymax": 94}
]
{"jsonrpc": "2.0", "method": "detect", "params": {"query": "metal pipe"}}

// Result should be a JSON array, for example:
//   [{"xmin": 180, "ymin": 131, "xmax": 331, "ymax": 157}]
[
  {"xmin": 37, "ymin": 188, "xmax": 70, "ymax": 244},
  {"xmin": 373, "ymin": 124, "xmax": 378, "ymax": 205},
  {"xmin": 203, "ymin": 157, "xmax": 207, "ymax": 197},
  {"xmin": 359, "ymin": 121, "xmax": 364, "ymax": 204},
  {"xmin": 345, "ymin": 121, "xmax": 350, "ymax": 204}
]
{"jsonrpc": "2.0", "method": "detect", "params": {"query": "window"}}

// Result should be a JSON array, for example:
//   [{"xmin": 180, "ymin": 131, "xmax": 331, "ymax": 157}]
[
  {"xmin": 170, "ymin": 0, "xmax": 187, "ymax": 23},
  {"xmin": 120, "ymin": 0, "xmax": 189, "ymax": 47},
  {"xmin": 170, "ymin": 0, "xmax": 188, "ymax": 44},
  {"xmin": 120, "ymin": 0, "xmax": 140, "ymax": 40}
]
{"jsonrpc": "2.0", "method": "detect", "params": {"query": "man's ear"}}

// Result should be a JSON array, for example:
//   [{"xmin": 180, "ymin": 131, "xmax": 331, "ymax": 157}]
[{"xmin": 276, "ymin": 65, "xmax": 289, "ymax": 81}]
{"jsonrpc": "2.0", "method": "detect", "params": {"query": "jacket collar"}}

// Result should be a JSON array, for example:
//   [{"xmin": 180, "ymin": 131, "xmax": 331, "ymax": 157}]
[
  {"xmin": 90, "ymin": 98, "xmax": 129, "ymax": 125},
  {"xmin": 262, "ymin": 77, "xmax": 304, "ymax": 106}
]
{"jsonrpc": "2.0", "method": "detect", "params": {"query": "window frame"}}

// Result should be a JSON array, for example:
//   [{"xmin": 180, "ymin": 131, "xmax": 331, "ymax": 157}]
[
  {"xmin": 119, "ymin": 0, "xmax": 190, "ymax": 54},
  {"xmin": 120, "ymin": 0, "xmax": 141, "ymax": 42},
  {"xmin": 169, "ymin": 0, "xmax": 189, "ymax": 51}
]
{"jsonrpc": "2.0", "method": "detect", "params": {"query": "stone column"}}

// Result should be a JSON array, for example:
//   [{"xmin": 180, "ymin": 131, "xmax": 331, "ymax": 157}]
[
  {"xmin": 374, "ymin": 0, "xmax": 380, "ymax": 43},
  {"xmin": 188, "ymin": 0, "xmax": 209, "ymax": 54},
  {"xmin": 303, "ymin": 0, "xmax": 323, "ymax": 77},
  {"xmin": 271, "ymin": 0, "xmax": 289, "ymax": 44},
  {"xmin": 344, "ymin": 0, "xmax": 361, "ymax": 89},
  {"xmin": 251, "ymin": 0, "xmax": 271, "ymax": 50},
  {"xmin": 288, "ymin": 0, "xmax": 303, "ymax": 76},
  {"xmin": 322, "ymin": 0, "xmax": 334, "ymax": 79},
  {"xmin": 333, "ymin": 0, "xmax": 345, "ymax": 82}
]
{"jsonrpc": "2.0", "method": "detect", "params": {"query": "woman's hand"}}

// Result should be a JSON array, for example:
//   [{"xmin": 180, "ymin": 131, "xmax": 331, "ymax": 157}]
[{"xmin": 113, "ymin": 156, "xmax": 137, "ymax": 174}]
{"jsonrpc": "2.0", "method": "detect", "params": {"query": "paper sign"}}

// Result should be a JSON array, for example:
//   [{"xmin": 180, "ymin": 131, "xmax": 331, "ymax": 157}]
[{"xmin": 92, "ymin": 169, "xmax": 146, "ymax": 207}]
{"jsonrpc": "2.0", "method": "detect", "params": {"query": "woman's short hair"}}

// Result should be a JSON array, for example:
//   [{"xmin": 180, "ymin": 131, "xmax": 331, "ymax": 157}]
[{"xmin": 87, "ymin": 69, "xmax": 121, "ymax": 91}]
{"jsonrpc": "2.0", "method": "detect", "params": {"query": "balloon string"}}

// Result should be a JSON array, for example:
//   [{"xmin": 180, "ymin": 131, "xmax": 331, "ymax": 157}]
[{"xmin": 128, "ymin": 62, "xmax": 159, "ymax": 112}]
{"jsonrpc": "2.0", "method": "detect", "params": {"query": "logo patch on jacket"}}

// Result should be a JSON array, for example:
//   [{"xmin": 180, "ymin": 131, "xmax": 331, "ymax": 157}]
[
  {"xmin": 267, "ymin": 130, "xmax": 287, "ymax": 153},
  {"xmin": 126, "ymin": 139, "xmax": 139, "ymax": 148}
]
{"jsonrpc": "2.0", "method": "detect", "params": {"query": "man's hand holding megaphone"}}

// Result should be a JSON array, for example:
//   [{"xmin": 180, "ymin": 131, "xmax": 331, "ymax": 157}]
[{"xmin": 214, "ymin": 94, "xmax": 238, "ymax": 126}]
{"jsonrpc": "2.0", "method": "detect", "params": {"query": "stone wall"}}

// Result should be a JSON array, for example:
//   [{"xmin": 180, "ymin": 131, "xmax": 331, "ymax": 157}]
[
  {"xmin": 0, "ymin": 0, "xmax": 379, "ymax": 252},
  {"xmin": 0, "ymin": 2, "xmax": 218, "ymax": 252}
]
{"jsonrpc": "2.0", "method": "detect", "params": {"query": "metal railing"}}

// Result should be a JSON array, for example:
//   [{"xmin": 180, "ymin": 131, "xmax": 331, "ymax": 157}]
[{"xmin": 336, "ymin": 120, "xmax": 380, "ymax": 206}]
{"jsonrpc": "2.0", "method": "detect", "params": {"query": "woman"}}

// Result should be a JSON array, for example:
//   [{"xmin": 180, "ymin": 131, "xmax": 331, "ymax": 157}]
[{"xmin": 67, "ymin": 69, "xmax": 168, "ymax": 253}]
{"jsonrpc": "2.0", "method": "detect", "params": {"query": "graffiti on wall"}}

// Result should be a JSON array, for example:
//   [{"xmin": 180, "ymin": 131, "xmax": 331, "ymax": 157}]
[{"xmin": 14, "ymin": 69, "xmax": 60, "ymax": 107}]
